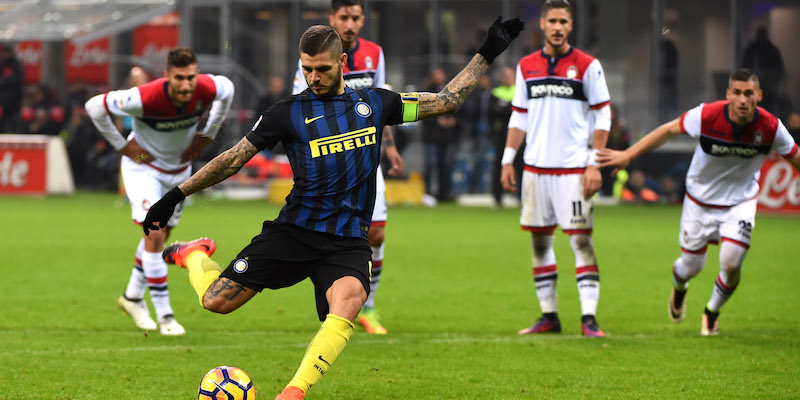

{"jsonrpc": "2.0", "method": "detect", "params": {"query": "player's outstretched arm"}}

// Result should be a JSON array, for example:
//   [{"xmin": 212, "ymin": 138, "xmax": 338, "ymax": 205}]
[
  {"xmin": 597, "ymin": 117, "xmax": 683, "ymax": 173},
  {"xmin": 178, "ymin": 137, "xmax": 259, "ymax": 196},
  {"xmin": 416, "ymin": 17, "xmax": 523, "ymax": 120},
  {"xmin": 143, "ymin": 137, "xmax": 259, "ymax": 235}
]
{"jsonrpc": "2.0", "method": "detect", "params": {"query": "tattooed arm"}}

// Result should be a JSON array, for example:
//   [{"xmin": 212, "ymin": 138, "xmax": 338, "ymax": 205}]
[
  {"xmin": 178, "ymin": 137, "xmax": 259, "ymax": 196},
  {"xmin": 416, "ymin": 55, "xmax": 491, "ymax": 120}
]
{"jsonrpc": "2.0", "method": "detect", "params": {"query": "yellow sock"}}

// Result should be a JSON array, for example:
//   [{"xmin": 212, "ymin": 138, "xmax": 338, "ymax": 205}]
[
  {"xmin": 185, "ymin": 251, "xmax": 221, "ymax": 305},
  {"xmin": 287, "ymin": 314, "xmax": 354, "ymax": 393}
]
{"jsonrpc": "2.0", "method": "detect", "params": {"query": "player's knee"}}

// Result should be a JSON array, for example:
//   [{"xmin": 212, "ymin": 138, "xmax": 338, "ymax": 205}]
[
  {"xmin": 531, "ymin": 234, "xmax": 554, "ymax": 258},
  {"xmin": 569, "ymin": 234, "xmax": 593, "ymax": 251},
  {"xmin": 202, "ymin": 296, "xmax": 236, "ymax": 314},
  {"xmin": 679, "ymin": 253, "xmax": 706, "ymax": 278},
  {"xmin": 368, "ymin": 225, "xmax": 385, "ymax": 247}
]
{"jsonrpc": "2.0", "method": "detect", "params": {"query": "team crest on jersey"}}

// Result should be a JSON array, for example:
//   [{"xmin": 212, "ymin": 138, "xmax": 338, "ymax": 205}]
[
  {"xmin": 753, "ymin": 130, "xmax": 763, "ymax": 145},
  {"xmin": 142, "ymin": 199, "xmax": 151, "ymax": 211},
  {"xmin": 233, "ymin": 259, "xmax": 248, "ymax": 273},
  {"xmin": 365, "ymin": 56, "xmax": 373, "ymax": 70},
  {"xmin": 567, "ymin": 66, "xmax": 578, "ymax": 79},
  {"xmin": 355, "ymin": 102, "xmax": 372, "ymax": 118}
]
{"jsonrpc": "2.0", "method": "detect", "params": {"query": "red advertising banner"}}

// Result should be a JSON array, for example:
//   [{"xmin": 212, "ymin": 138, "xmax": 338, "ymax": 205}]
[
  {"xmin": 133, "ymin": 25, "xmax": 179, "ymax": 60},
  {"xmin": 757, "ymin": 156, "xmax": 800, "ymax": 214},
  {"xmin": 15, "ymin": 41, "xmax": 42, "ymax": 85},
  {"xmin": 0, "ymin": 141, "xmax": 47, "ymax": 195},
  {"xmin": 65, "ymin": 37, "xmax": 110, "ymax": 84}
]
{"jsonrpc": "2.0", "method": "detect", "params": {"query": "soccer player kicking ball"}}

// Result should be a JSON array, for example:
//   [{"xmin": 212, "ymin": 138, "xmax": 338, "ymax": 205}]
[
  {"xmin": 598, "ymin": 69, "xmax": 800, "ymax": 336},
  {"xmin": 143, "ymin": 20, "xmax": 523, "ymax": 400},
  {"xmin": 291, "ymin": 0, "xmax": 404, "ymax": 335}
]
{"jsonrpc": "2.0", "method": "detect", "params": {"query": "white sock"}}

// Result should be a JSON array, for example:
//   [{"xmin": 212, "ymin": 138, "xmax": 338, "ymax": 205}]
[
  {"xmin": 141, "ymin": 250, "xmax": 173, "ymax": 320},
  {"xmin": 124, "ymin": 239, "xmax": 147, "ymax": 300},
  {"xmin": 531, "ymin": 234, "xmax": 557, "ymax": 313},
  {"xmin": 707, "ymin": 241, "xmax": 747, "ymax": 312},
  {"xmin": 570, "ymin": 234, "xmax": 599, "ymax": 316},
  {"xmin": 365, "ymin": 244, "xmax": 384, "ymax": 309},
  {"xmin": 673, "ymin": 251, "xmax": 707, "ymax": 291}
]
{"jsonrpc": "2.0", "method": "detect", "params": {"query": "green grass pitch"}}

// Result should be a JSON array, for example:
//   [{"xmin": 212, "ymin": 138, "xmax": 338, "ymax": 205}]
[{"xmin": 1, "ymin": 192, "xmax": 798, "ymax": 399}]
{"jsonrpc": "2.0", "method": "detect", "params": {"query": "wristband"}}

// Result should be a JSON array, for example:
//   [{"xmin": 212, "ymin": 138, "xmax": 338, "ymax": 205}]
[
  {"xmin": 587, "ymin": 149, "xmax": 600, "ymax": 167},
  {"xmin": 501, "ymin": 147, "xmax": 517, "ymax": 165}
]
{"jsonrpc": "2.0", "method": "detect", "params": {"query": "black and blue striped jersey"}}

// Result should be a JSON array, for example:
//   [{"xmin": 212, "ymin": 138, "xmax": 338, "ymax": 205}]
[{"xmin": 246, "ymin": 87, "xmax": 405, "ymax": 239}]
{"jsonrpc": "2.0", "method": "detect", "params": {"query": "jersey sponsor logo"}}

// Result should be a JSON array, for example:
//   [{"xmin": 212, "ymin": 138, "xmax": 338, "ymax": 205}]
[
  {"xmin": 355, "ymin": 102, "xmax": 372, "ymax": 118},
  {"xmin": 526, "ymin": 78, "xmax": 586, "ymax": 101},
  {"xmin": 141, "ymin": 114, "xmax": 202, "ymax": 131},
  {"xmin": 343, "ymin": 71, "xmax": 376, "ymax": 90},
  {"xmin": 309, "ymin": 126, "xmax": 377, "ymax": 158},
  {"xmin": 700, "ymin": 136, "xmax": 770, "ymax": 158},
  {"xmin": 233, "ymin": 259, "xmax": 248, "ymax": 273},
  {"xmin": 304, "ymin": 115, "xmax": 324, "ymax": 124}
]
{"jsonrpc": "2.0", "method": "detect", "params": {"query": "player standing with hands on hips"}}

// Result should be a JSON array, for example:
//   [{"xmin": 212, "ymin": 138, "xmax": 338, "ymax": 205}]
[
  {"xmin": 85, "ymin": 47, "xmax": 234, "ymax": 336},
  {"xmin": 291, "ymin": 0, "xmax": 404, "ymax": 335},
  {"xmin": 598, "ymin": 69, "xmax": 800, "ymax": 336},
  {"xmin": 142, "ymin": 19, "xmax": 523, "ymax": 400},
  {"xmin": 501, "ymin": 0, "xmax": 611, "ymax": 337}
]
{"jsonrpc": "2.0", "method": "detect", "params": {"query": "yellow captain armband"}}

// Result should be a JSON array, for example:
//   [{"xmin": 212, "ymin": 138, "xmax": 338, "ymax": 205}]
[{"xmin": 400, "ymin": 92, "xmax": 419, "ymax": 123}]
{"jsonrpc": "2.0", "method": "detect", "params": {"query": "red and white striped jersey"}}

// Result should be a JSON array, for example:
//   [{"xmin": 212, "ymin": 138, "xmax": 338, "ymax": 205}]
[
  {"xmin": 97, "ymin": 74, "xmax": 234, "ymax": 171},
  {"xmin": 511, "ymin": 47, "xmax": 610, "ymax": 171},
  {"xmin": 681, "ymin": 100, "xmax": 798, "ymax": 206},
  {"xmin": 294, "ymin": 37, "xmax": 386, "ymax": 94}
]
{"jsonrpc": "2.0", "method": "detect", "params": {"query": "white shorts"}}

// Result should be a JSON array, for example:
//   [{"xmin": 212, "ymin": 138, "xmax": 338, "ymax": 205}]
[
  {"xmin": 371, "ymin": 165, "xmax": 387, "ymax": 224},
  {"xmin": 120, "ymin": 156, "xmax": 191, "ymax": 227},
  {"xmin": 520, "ymin": 170, "xmax": 593, "ymax": 234},
  {"xmin": 679, "ymin": 195, "xmax": 756, "ymax": 252}
]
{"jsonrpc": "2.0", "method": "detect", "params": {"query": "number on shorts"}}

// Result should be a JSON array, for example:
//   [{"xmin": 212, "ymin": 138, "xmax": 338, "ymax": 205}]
[{"xmin": 572, "ymin": 201, "xmax": 582, "ymax": 217}]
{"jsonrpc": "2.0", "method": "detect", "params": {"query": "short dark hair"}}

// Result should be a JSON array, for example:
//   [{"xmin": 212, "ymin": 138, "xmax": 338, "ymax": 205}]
[
  {"xmin": 730, "ymin": 69, "xmax": 760, "ymax": 86},
  {"xmin": 332, "ymin": 0, "xmax": 364, "ymax": 13},
  {"xmin": 166, "ymin": 47, "xmax": 197, "ymax": 69},
  {"xmin": 542, "ymin": 0, "xmax": 572, "ymax": 17},
  {"xmin": 299, "ymin": 25, "xmax": 343, "ymax": 57}
]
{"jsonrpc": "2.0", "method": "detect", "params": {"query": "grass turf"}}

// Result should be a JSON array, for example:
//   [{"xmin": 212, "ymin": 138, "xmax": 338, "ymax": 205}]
[{"xmin": 1, "ymin": 192, "xmax": 798, "ymax": 399}]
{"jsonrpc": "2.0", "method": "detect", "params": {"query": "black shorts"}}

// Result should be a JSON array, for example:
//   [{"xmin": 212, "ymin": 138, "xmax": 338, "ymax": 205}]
[{"xmin": 219, "ymin": 221, "xmax": 372, "ymax": 320}]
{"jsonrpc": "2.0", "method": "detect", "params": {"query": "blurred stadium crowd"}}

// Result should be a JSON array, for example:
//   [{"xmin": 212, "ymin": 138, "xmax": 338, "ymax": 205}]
[{"xmin": 1, "ymin": 0, "xmax": 799, "ymax": 203}]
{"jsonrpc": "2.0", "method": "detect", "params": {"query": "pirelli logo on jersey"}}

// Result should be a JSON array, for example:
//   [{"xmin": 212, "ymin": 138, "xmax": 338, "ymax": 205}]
[{"xmin": 309, "ymin": 126, "xmax": 377, "ymax": 158}]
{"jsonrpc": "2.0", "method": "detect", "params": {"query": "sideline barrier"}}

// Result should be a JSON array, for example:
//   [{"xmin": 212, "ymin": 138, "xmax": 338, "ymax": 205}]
[
  {"xmin": 758, "ymin": 155, "xmax": 800, "ymax": 214},
  {"xmin": 0, "ymin": 134, "xmax": 74, "ymax": 195}
]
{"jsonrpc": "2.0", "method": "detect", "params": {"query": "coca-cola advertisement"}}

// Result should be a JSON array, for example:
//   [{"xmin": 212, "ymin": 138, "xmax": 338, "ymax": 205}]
[
  {"xmin": 65, "ymin": 37, "xmax": 110, "ymax": 84},
  {"xmin": 757, "ymin": 155, "xmax": 800, "ymax": 214},
  {"xmin": 0, "ymin": 142, "xmax": 47, "ymax": 195},
  {"xmin": 133, "ymin": 25, "xmax": 178, "ymax": 61},
  {"xmin": 15, "ymin": 41, "xmax": 42, "ymax": 85}
]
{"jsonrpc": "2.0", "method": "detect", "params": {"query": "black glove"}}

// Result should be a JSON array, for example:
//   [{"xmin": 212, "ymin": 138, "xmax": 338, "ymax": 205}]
[
  {"xmin": 477, "ymin": 16, "xmax": 525, "ymax": 64},
  {"xmin": 142, "ymin": 187, "xmax": 186, "ymax": 236}
]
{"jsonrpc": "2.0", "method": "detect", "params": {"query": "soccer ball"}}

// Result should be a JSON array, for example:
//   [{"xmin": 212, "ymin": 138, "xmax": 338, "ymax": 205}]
[{"xmin": 198, "ymin": 366, "xmax": 255, "ymax": 400}]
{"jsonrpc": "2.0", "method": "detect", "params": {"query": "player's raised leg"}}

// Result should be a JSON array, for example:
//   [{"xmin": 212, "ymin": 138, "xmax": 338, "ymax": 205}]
[
  {"xmin": 519, "ymin": 231, "xmax": 562, "ymax": 334},
  {"xmin": 118, "ymin": 238, "xmax": 158, "ymax": 331},
  {"xmin": 669, "ymin": 250, "xmax": 706, "ymax": 323}
]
